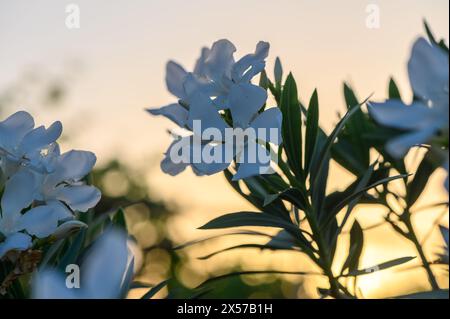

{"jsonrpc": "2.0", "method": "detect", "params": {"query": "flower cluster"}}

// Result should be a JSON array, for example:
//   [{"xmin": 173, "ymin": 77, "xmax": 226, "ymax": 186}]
[
  {"xmin": 369, "ymin": 37, "xmax": 449, "ymax": 190},
  {"xmin": 148, "ymin": 39, "xmax": 283, "ymax": 180},
  {"xmin": 0, "ymin": 111, "xmax": 101, "ymax": 259}
]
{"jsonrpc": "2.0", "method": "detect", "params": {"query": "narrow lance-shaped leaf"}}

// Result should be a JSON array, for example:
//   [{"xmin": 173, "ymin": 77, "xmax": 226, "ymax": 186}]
[
  {"xmin": 141, "ymin": 279, "xmax": 169, "ymax": 299},
  {"xmin": 341, "ymin": 221, "xmax": 364, "ymax": 275},
  {"xmin": 280, "ymin": 73, "xmax": 303, "ymax": 180},
  {"xmin": 388, "ymin": 77, "xmax": 402, "ymax": 100},
  {"xmin": 407, "ymin": 150, "xmax": 438, "ymax": 207},
  {"xmin": 310, "ymin": 95, "xmax": 371, "ymax": 188},
  {"xmin": 305, "ymin": 89, "xmax": 319, "ymax": 174},
  {"xmin": 344, "ymin": 256, "xmax": 416, "ymax": 277}
]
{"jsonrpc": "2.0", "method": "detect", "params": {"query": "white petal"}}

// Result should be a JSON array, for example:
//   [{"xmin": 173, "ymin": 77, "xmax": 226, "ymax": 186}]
[
  {"xmin": 17, "ymin": 205, "xmax": 61, "ymax": 238},
  {"xmin": 250, "ymin": 107, "xmax": 283, "ymax": 145},
  {"xmin": 0, "ymin": 232, "xmax": 32, "ymax": 259},
  {"xmin": 193, "ymin": 47, "xmax": 211, "ymax": 76},
  {"xmin": 1, "ymin": 168, "xmax": 39, "ymax": 216},
  {"xmin": 160, "ymin": 136, "xmax": 198, "ymax": 176},
  {"xmin": 408, "ymin": 37, "xmax": 449, "ymax": 102},
  {"xmin": 232, "ymin": 41, "xmax": 270, "ymax": 83},
  {"xmin": 166, "ymin": 61, "xmax": 188, "ymax": 98},
  {"xmin": 229, "ymin": 84, "xmax": 267, "ymax": 128},
  {"xmin": 188, "ymin": 91, "xmax": 229, "ymax": 134},
  {"xmin": 192, "ymin": 142, "xmax": 233, "ymax": 175},
  {"xmin": 232, "ymin": 144, "xmax": 273, "ymax": 180},
  {"xmin": 20, "ymin": 121, "xmax": 63, "ymax": 156},
  {"xmin": 32, "ymin": 269, "xmax": 78, "ymax": 299},
  {"xmin": 82, "ymin": 228, "xmax": 130, "ymax": 299},
  {"xmin": 386, "ymin": 127, "xmax": 437, "ymax": 158},
  {"xmin": 0, "ymin": 111, "xmax": 34, "ymax": 150},
  {"xmin": 205, "ymin": 39, "xmax": 236, "ymax": 83},
  {"xmin": 368, "ymin": 100, "xmax": 439, "ymax": 130},
  {"xmin": 49, "ymin": 150, "xmax": 96, "ymax": 185},
  {"xmin": 55, "ymin": 185, "xmax": 101, "ymax": 212}
]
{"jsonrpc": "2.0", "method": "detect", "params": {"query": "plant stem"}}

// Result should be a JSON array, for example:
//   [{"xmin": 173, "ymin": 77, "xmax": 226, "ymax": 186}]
[
  {"xmin": 402, "ymin": 212, "xmax": 440, "ymax": 291},
  {"xmin": 304, "ymin": 206, "xmax": 353, "ymax": 299}
]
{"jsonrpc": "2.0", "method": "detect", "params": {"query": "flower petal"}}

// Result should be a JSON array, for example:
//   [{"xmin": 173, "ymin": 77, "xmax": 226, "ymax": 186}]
[
  {"xmin": 48, "ymin": 150, "xmax": 97, "ymax": 185},
  {"xmin": 166, "ymin": 61, "xmax": 188, "ymax": 98},
  {"xmin": 368, "ymin": 100, "xmax": 440, "ymax": 130},
  {"xmin": 147, "ymin": 103, "xmax": 189, "ymax": 128},
  {"xmin": 386, "ymin": 127, "xmax": 437, "ymax": 158},
  {"xmin": 1, "ymin": 168, "xmax": 40, "ymax": 216},
  {"xmin": 0, "ymin": 111, "xmax": 34, "ymax": 150},
  {"xmin": 17, "ymin": 205, "xmax": 61, "ymax": 238},
  {"xmin": 193, "ymin": 47, "xmax": 211, "ymax": 76},
  {"xmin": 232, "ymin": 41, "xmax": 270, "ymax": 83},
  {"xmin": 82, "ymin": 228, "xmax": 130, "ymax": 299},
  {"xmin": 188, "ymin": 91, "xmax": 229, "ymax": 135},
  {"xmin": 408, "ymin": 37, "xmax": 449, "ymax": 102},
  {"xmin": 0, "ymin": 232, "xmax": 32, "ymax": 259},
  {"xmin": 250, "ymin": 107, "xmax": 283, "ymax": 145},
  {"xmin": 204, "ymin": 39, "xmax": 236, "ymax": 83},
  {"xmin": 55, "ymin": 185, "xmax": 101, "ymax": 212},
  {"xmin": 192, "ymin": 142, "xmax": 233, "ymax": 175},
  {"xmin": 20, "ymin": 121, "xmax": 63, "ymax": 156},
  {"xmin": 32, "ymin": 269, "xmax": 78, "ymax": 299},
  {"xmin": 232, "ymin": 144, "xmax": 274, "ymax": 180},
  {"xmin": 229, "ymin": 84, "xmax": 267, "ymax": 128},
  {"xmin": 160, "ymin": 136, "xmax": 192, "ymax": 176}
]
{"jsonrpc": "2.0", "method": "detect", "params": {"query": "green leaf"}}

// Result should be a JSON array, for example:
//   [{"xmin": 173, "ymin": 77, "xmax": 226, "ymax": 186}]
[
  {"xmin": 57, "ymin": 229, "xmax": 86, "ymax": 271},
  {"xmin": 112, "ymin": 208, "xmax": 127, "ymax": 230},
  {"xmin": 341, "ymin": 221, "xmax": 364, "ymax": 275},
  {"xmin": 274, "ymin": 57, "xmax": 283, "ymax": 88},
  {"xmin": 199, "ymin": 212, "xmax": 313, "ymax": 254},
  {"xmin": 141, "ymin": 279, "xmax": 169, "ymax": 299},
  {"xmin": 407, "ymin": 151, "xmax": 439, "ymax": 207},
  {"xmin": 173, "ymin": 230, "xmax": 274, "ymax": 250},
  {"xmin": 310, "ymin": 95, "xmax": 371, "ymax": 187},
  {"xmin": 196, "ymin": 270, "xmax": 321, "ymax": 289},
  {"xmin": 197, "ymin": 243, "xmax": 300, "ymax": 260},
  {"xmin": 263, "ymin": 187, "xmax": 308, "ymax": 210},
  {"xmin": 342, "ymin": 83, "xmax": 370, "ymax": 168},
  {"xmin": 305, "ymin": 89, "xmax": 319, "ymax": 174},
  {"xmin": 199, "ymin": 212, "xmax": 300, "ymax": 236},
  {"xmin": 280, "ymin": 73, "xmax": 303, "ymax": 179},
  {"xmin": 388, "ymin": 77, "xmax": 401, "ymax": 100},
  {"xmin": 345, "ymin": 256, "xmax": 416, "ymax": 277},
  {"xmin": 423, "ymin": 20, "xmax": 449, "ymax": 53},
  {"xmin": 321, "ymin": 173, "xmax": 409, "ymax": 230},
  {"xmin": 259, "ymin": 69, "xmax": 270, "ymax": 90}
]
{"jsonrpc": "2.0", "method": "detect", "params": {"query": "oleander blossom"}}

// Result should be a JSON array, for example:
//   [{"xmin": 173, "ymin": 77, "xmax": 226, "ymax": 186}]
[
  {"xmin": 149, "ymin": 40, "xmax": 281, "ymax": 180},
  {"xmin": 147, "ymin": 39, "xmax": 270, "ymax": 129},
  {"xmin": 369, "ymin": 37, "xmax": 449, "ymax": 190},
  {"xmin": 0, "ymin": 111, "xmax": 101, "ymax": 259},
  {"xmin": 32, "ymin": 228, "xmax": 133, "ymax": 299}
]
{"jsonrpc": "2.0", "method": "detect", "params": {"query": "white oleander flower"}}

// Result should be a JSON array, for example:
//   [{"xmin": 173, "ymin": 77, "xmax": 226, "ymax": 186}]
[
  {"xmin": 1, "ymin": 149, "xmax": 101, "ymax": 219},
  {"xmin": 32, "ymin": 228, "xmax": 133, "ymax": 299},
  {"xmin": 0, "ymin": 111, "xmax": 101, "ymax": 259},
  {"xmin": 148, "ymin": 40, "xmax": 269, "ymax": 128},
  {"xmin": 0, "ymin": 111, "xmax": 62, "ymax": 181},
  {"xmin": 369, "ymin": 37, "xmax": 449, "ymax": 190},
  {"xmin": 161, "ymin": 84, "xmax": 282, "ymax": 180}
]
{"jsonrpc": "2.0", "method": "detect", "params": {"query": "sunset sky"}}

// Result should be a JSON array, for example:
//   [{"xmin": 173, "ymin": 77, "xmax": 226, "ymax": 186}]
[{"xmin": 0, "ymin": 0, "xmax": 448, "ymax": 297}]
